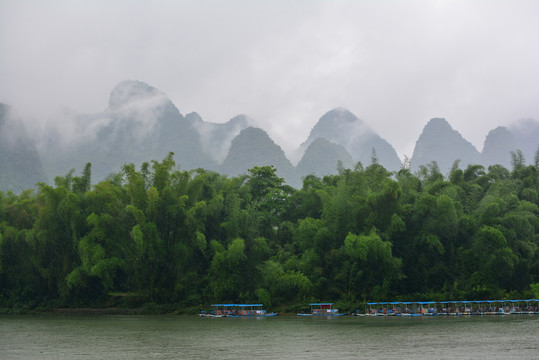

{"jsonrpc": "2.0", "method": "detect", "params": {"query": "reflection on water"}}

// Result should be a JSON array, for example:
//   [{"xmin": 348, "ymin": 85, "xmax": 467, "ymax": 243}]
[{"xmin": 0, "ymin": 315, "xmax": 537, "ymax": 359}]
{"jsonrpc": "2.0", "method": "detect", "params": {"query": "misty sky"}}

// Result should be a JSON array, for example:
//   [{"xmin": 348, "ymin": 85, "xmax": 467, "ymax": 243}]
[{"xmin": 1, "ymin": 0, "xmax": 538, "ymax": 160}]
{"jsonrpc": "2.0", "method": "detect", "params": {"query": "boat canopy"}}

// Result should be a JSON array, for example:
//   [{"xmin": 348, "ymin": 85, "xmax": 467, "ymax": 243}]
[
  {"xmin": 310, "ymin": 303, "xmax": 333, "ymax": 306},
  {"xmin": 211, "ymin": 304, "xmax": 264, "ymax": 307},
  {"xmin": 365, "ymin": 299, "xmax": 538, "ymax": 305}
]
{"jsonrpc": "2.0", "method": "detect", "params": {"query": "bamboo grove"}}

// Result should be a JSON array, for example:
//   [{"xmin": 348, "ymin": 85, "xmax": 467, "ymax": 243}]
[{"xmin": 1, "ymin": 151, "xmax": 538, "ymax": 311}]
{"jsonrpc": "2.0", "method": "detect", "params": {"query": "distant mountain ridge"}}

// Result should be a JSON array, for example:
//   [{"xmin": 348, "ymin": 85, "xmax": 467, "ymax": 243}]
[
  {"xmin": 297, "ymin": 137, "xmax": 354, "ymax": 178},
  {"xmin": 299, "ymin": 108, "xmax": 402, "ymax": 172},
  {"xmin": 0, "ymin": 103, "xmax": 47, "ymax": 192},
  {"xmin": 481, "ymin": 126, "xmax": 519, "ymax": 169},
  {"xmin": 507, "ymin": 119, "xmax": 539, "ymax": 164},
  {"xmin": 221, "ymin": 127, "xmax": 300, "ymax": 188},
  {"xmin": 480, "ymin": 120, "xmax": 539, "ymax": 169},
  {"xmin": 40, "ymin": 80, "xmax": 217, "ymax": 182},
  {"xmin": 187, "ymin": 112, "xmax": 251, "ymax": 164},
  {"xmin": 2, "ymin": 80, "xmax": 539, "ymax": 193},
  {"xmin": 410, "ymin": 118, "xmax": 481, "ymax": 174}
]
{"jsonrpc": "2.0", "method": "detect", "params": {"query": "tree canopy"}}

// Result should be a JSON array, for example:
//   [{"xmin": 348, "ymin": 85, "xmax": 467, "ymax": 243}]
[{"xmin": 1, "ymin": 154, "xmax": 538, "ymax": 311}]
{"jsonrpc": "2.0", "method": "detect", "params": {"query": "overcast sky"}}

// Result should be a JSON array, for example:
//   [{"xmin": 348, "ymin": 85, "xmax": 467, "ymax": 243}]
[{"xmin": 1, "ymin": 0, "xmax": 538, "ymax": 160}]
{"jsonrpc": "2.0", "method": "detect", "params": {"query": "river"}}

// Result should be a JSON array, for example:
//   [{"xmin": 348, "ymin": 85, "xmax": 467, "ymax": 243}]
[{"xmin": 0, "ymin": 314, "xmax": 537, "ymax": 359}]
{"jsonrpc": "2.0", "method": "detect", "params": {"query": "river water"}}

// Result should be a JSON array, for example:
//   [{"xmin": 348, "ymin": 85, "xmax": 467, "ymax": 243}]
[{"xmin": 0, "ymin": 314, "xmax": 537, "ymax": 359}]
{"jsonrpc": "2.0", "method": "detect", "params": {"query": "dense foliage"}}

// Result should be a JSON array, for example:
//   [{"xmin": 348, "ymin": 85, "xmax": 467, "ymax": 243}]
[{"xmin": 1, "ymin": 152, "xmax": 538, "ymax": 312}]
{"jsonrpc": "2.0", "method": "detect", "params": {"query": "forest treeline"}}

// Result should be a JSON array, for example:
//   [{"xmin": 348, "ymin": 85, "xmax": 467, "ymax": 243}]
[{"xmin": 1, "ymin": 151, "xmax": 538, "ymax": 312}]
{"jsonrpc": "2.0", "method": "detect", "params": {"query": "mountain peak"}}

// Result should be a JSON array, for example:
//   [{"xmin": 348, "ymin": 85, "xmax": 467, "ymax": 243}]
[
  {"xmin": 221, "ymin": 126, "xmax": 299, "ymax": 187},
  {"xmin": 108, "ymin": 80, "xmax": 167, "ymax": 110},
  {"xmin": 424, "ymin": 118, "xmax": 452, "ymax": 131},
  {"xmin": 318, "ymin": 108, "xmax": 360, "ymax": 125},
  {"xmin": 306, "ymin": 108, "xmax": 370, "ymax": 146},
  {"xmin": 411, "ymin": 118, "xmax": 479, "ymax": 173},
  {"xmin": 300, "ymin": 108, "xmax": 401, "ymax": 171},
  {"xmin": 237, "ymin": 126, "xmax": 266, "ymax": 138},
  {"xmin": 481, "ymin": 126, "xmax": 517, "ymax": 168},
  {"xmin": 297, "ymin": 137, "xmax": 354, "ymax": 177},
  {"xmin": 189, "ymin": 114, "xmax": 252, "ymax": 164},
  {"xmin": 185, "ymin": 112, "xmax": 203, "ymax": 124},
  {"xmin": 229, "ymin": 114, "xmax": 251, "ymax": 127}
]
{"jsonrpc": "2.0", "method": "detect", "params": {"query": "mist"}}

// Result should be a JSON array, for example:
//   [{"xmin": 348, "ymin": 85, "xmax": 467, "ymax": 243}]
[
  {"xmin": 1, "ymin": 0, "xmax": 539, "ymax": 160},
  {"xmin": 192, "ymin": 114, "xmax": 253, "ymax": 164}
]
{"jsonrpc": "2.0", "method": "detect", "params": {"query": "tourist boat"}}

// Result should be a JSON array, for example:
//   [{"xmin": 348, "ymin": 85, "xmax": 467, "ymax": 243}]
[
  {"xmin": 297, "ymin": 303, "xmax": 346, "ymax": 316},
  {"xmin": 357, "ymin": 299, "xmax": 539, "ymax": 316},
  {"xmin": 364, "ymin": 301, "xmax": 422, "ymax": 316},
  {"xmin": 200, "ymin": 304, "xmax": 278, "ymax": 317}
]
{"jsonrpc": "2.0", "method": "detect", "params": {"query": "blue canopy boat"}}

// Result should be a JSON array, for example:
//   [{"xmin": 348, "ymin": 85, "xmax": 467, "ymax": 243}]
[
  {"xmin": 297, "ymin": 303, "xmax": 346, "ymax": 316},
  {"xmin": 201, "ymin": 304, "xmax": 278, "ymax": 317},
  {"xmin": 357, "ymin": 299, "xmax": 539, "ymax": 316}
]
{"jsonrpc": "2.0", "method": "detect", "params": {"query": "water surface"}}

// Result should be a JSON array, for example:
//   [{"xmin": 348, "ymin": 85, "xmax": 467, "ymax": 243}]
[{"xmin": 1, "ymin": 314, "xmax": 537, "ymax": 359}]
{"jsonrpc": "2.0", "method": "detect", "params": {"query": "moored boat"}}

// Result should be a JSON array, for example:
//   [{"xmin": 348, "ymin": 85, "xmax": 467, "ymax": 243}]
[
  {"xmin": 297, "ymin": 303, "xmax": 346, "ymax": 316},
  {"xmin": 358, "ymin": 299, "xmax": 539, "ymax": 316},
  {"xmin": 200, "ymin": 304, "xmax": 277, "ymax": 317}
]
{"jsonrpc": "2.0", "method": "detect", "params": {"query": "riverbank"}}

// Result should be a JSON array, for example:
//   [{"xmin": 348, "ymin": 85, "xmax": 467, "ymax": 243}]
[
  {"xmin": 0, "ymin": 307, "xmax": 147, "ymax": 315},
  {"xmin": 0, "ymin": 304, "xmax": 196, "ymax": 316},
  {"xmin": 0, "ymin": 306, "xmax": 299, "ymax": 316}
]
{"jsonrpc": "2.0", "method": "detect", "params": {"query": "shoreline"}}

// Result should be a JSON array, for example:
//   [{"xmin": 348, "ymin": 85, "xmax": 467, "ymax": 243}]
[
  {"xmin": 0, "ymin": 307, "xmax": 301, "ymax": 316},
  {"xmin": 0, "ymin": 307, "xmax": 177, "ymax": 315}
]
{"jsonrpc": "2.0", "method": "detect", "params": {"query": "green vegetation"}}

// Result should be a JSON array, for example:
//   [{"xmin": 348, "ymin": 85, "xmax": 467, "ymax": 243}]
[{"xmin": 1, "ymin": 152, "xmax": 538, "ymax": 312}]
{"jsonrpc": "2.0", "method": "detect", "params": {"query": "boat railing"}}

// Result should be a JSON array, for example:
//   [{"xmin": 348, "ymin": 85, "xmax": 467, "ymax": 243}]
[
  {"xmin": 363, "ymin": 299, "xmax": 539, "ymax": 316},
  {"xmin": 312, "ymin": 308, "xmax": 340, "ymax": 315},
  {"xmin": 212, "ymin": 308, "xmax": 267, "ymax": 316}
]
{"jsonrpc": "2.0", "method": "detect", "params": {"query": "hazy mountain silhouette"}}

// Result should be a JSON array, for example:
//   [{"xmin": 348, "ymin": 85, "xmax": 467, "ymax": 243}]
[
  {"xmin": 299, "ymin": 108, "xmax": 402, "ymax": 172},
  {"xmin": 507, "ymin": 119, "xmax": 539, "ymax": 165},
  {"xmin": 297, "ymin": 137, "xmax": 354, "ymax": 178},
  {"xmin": 0, "ymin": 103, "xmax": 47, "ymax": 192},
  {"xmin": 41, "ymin": 80, "xmax": 216, "ymax": 182},
  {"xmin": 4, "ymin": 80, "xmax": 539, "ymax": 193},
  {"xmin": 410, "ymin": 118, "xmax": 480, "ymax": 174},
  {"xmin": 481, "ymin": 126, "xmax": 519, "ymax": 169},
  {"xmin": 221, "ymin": 127, "xmax": 300, "ymax": 187},
  {"xmin": 187, "ymin": 112, "xmax": 251, "ymax": 164}
]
